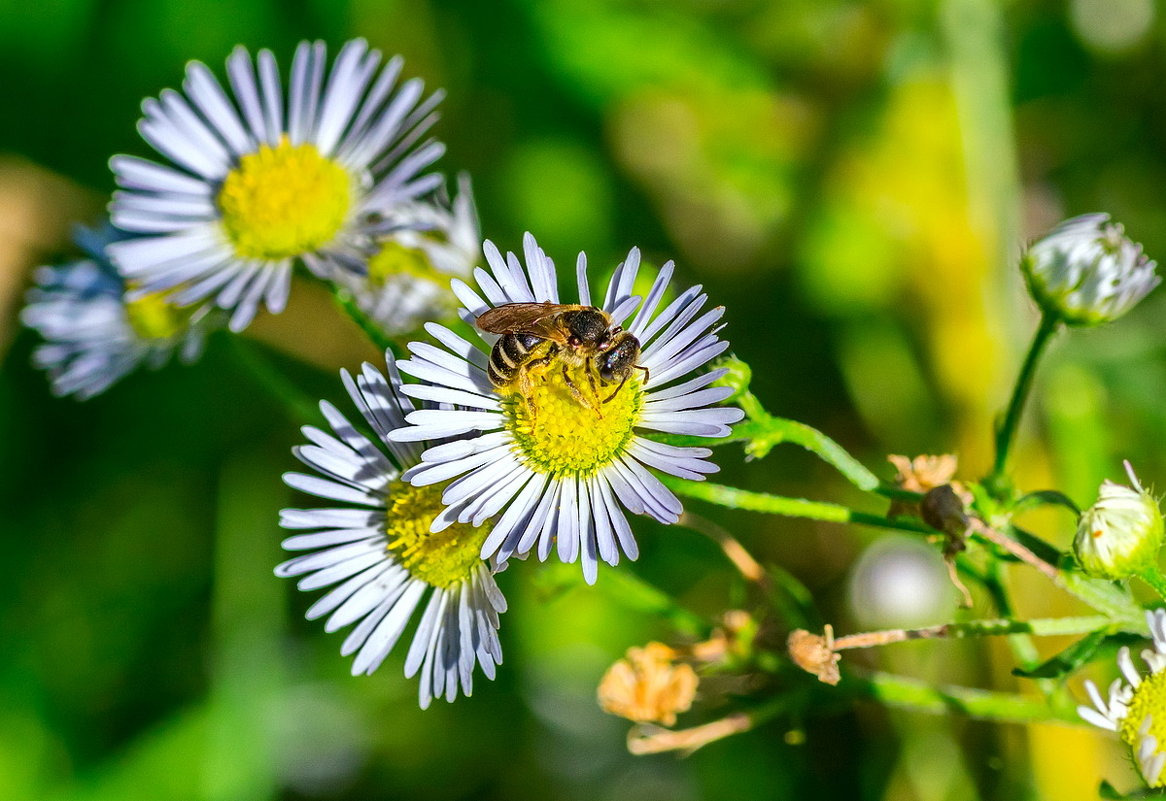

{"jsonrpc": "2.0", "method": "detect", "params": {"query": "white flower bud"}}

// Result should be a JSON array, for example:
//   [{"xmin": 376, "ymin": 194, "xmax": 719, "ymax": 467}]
[
  {"xmin": 1022, "ymin": 213, "xmax": 1159, "ymax": 326},
  {"xmin": 1074, "ymin": 462, "xmax": 1163, "ymax": 580}
]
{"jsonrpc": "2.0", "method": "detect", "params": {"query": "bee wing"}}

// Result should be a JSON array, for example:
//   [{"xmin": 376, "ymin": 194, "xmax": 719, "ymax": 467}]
[{"xmin": 475, "ymin": 302, "xmax": 577, "ymax": 342}]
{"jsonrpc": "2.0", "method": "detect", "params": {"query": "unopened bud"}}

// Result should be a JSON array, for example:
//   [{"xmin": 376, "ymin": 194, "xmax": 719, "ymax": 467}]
[
  {"xmin": 1074, "ymin": 462, "xmax": 1163, "ymax": 580},
  {"xmin": 710, "ymin": 354, "xmax": 752, "ymax": 403},
  {"xmin": 1022, "ymin": 214, "xmax": 1159, "ymax": 326}
]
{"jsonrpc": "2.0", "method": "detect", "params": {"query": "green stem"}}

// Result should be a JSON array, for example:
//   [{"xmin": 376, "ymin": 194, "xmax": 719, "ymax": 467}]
[
  {"xmin": 654, "ymin": 392, "xmax": 886, "ymax": 496},
  {"xmin": 854, "ymin": 671, "xmax": 1080, "ymax": 725},
  {"xmin": 332, "ymin": 287, "xmax": 403, "ymax": 358},
  {"xmin": 228, "ymin": 338, "xmax": 320, "ymax": 426},
  {"xmin": 665, "ymin": 478, "xmax": 933, "ymax": 535},
  {"xmin": 836, "ymin": 615, "xmax": 1112, "ymax": 647},
  {"xmin": 988, "ymin": 313, "xmax": 1059, "ymax": 495}
]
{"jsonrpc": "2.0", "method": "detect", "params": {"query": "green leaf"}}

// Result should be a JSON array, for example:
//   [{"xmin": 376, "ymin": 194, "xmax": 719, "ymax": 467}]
[
  {"xmin": 1014, "ymin": 489, "xmax": 1082, "ymax": 516},
  {"xmin": 1012, "ymin": 629, "xmax": 1109, "ymax": 679},
  {"xmin": 1099, "ymin": 779, "xmax": 1166, "ymax": 799}
]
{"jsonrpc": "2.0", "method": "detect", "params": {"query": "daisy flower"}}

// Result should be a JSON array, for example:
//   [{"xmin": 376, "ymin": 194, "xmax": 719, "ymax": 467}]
[
  {"xmin": 1079, "ymin": 608, "xmax": 1166, "ymax": 788},
  {"xmin": 388, "ymin": 233, "xmax": 744, "ymax": 583},
  {"xmin": 108, "ymin": 38, "xmax": 446, "ymax": 333},
  {"xmin": 276, "ymin": 352, "xmax": 506, "ymax": 708},
  {"xmin": 21, "ymin": 223, "xmax": 213, "ymax": 399},
  {"xmin": 339, "ymin": 173, "xmax": 480, "ymax": 337}
]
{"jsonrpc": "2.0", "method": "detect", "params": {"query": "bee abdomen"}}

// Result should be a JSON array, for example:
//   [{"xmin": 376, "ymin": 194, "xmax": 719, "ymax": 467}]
[{"xmin": 489, "ymin": 333, "xmax": 545, "ymax": 388}]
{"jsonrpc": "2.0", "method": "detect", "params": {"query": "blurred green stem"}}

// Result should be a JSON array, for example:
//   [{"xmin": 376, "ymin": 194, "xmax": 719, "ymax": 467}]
[
  {"xmin": 228, "ymin": 337, "xmax": 320, "ymax": 426},
  {"xmin": 987, "ymin": 314, "xmax": 1059, "ymax": 498},
  {"xmin": 855, "ymin": 671, "xmax": 1080, "ymax": 725},
  {"xmin": 332, "ymin": 286, "xmax": 403, "ymax": 358},
  {"xmin": 665, "ymin": 478, "xmax": 932, "ymax": 535}
]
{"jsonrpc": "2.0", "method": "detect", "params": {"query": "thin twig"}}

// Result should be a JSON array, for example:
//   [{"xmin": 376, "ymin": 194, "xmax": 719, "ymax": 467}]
[
  {"xmin": 679, "ymin": 511, "xmax": 767, "ymax": 586},
  {"xmin": 627, "ymin": 698, "xmax": 785, "ymax": 755},
  {"xmin": 970, "ymin": 519, "xmax": 1059, "ymax": 580}
]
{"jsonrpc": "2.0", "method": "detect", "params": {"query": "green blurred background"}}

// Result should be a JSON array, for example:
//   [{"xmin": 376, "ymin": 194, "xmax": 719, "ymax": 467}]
[{"xmin": 2, "ymin": 0, "xmax": 1166, "ymax": 798}]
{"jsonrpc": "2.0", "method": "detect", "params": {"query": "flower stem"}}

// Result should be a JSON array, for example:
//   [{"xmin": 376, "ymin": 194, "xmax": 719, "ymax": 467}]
[
  {"xmin": 626, "ymin": 697, "xmax": 787, "ymax": 755},
  {"xmin": 987, "ymin": 313, "xmax": 1060, "ymax": 497},
  {"xmin": 227, "ymin": 337, "xmax": 320, "ymax": 426},
  {"xmin": 665, "ymin": 478, "xmax": 933, "ymax": 535},
  {"xmin": 831, "ymin": 615, "xmax": 1112, "ymax": 651},
  {"xmin": 854, "ymin": 671, "xmax": 1080, "ymax": 725},
  {"xmin": 331, "ymin": 287, "xmax": 403, "ymax": 358}
]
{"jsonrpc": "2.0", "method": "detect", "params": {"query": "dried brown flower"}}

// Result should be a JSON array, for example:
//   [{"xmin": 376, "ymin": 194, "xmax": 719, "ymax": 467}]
[
  {"xmin": 787, "ymin": 626, "xmax": 840, "ymax": 686},
  {"xmin": 887, "ymin": 454, "xmax": 959, "ymax": 494},
  {"xmin": 598, "ymin": 642, "xmax": 700, "ymax": 726}
]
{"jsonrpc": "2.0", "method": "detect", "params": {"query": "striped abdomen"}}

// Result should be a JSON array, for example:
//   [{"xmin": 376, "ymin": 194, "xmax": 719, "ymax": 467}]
[{"xmin": 488, "ymin": 332, "xmax": 550, "ymax": 388}]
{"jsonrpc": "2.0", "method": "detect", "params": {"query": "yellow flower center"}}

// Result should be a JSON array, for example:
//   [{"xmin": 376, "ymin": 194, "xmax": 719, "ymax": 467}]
[
  {"xmin": 367, "ymin": 240, "xmax": 443, "ymax": 287},
  {"xmin": 384, "ymin": 481, "xmax": 488, "ymax": 589},
  {"xmin": 124, "ymin": 292, "xmax": 185, "ymax": 341},
  {"xmin": 218, "ymin": 137, "xmax": 353, "ymax": 260},
  {"xmin": 504, "ymin": 358, "xmax": 642, "ymax": 477},
  {"xmin": 1120, "ymin": 668, "xmax": 1166, "ymax": 787}
]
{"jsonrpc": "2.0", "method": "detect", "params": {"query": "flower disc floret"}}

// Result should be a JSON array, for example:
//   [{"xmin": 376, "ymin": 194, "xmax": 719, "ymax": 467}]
[
  {"xmin": 368, "ymin": 240, "xmax": 440, "ymax": 285},
  {"xmin": 385, "ymin": 480, "xmax": 489, "ymax": 588},
  {"xmin": 219, "ymin": 138, "xmax": 352, "ymax": 260},
  {"xmin": 1120, "ymin": 669, "xmax": 1166, "ymax": 761},
  {"xmin": 124, "ymin": 291, "xmax": 186, "ymax": 342},
  {"xmin": 506, "ymin": 364, "xmax": 642, "ymax": 477},
  {"xmin": 1079, "ymin": 609, "xmax": 1166, "ymax": 788}
]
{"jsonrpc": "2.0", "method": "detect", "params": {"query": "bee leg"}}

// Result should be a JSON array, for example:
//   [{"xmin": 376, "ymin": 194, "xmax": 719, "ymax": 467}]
[
  {"xmin": 518, "ymin": 352, "xmax": 558, "ymax": 420},
  {"xmin": 635, "ymin": 364, "xmax": 650, "ymax": 386},
  {"xmin": 584, "ymin": 358, "xmax": 603, "ymax": 412},
  {"xmin": 561, "ymin": 364, "xmax": 600, "ymax": 415},
  {"xmin": 602, "ymin": 372, "xmax": 630, "ymax": 404}
]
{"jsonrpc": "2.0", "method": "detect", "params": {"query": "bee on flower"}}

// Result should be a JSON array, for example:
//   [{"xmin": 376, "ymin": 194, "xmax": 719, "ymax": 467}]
[
  {"xmin": 21, "ymin": 223, "xmax": 214, "ymax": 399},
  {"xmin": 386, "ymin": 233, "xmax": 744, "ymax": 583},
  {"xmin": 276, "ymin": 351, "xmax": 506, "ymax": 708},
  {"xmin": 108, "ymin": 39, "xmax": 446, "ymax": 332}
]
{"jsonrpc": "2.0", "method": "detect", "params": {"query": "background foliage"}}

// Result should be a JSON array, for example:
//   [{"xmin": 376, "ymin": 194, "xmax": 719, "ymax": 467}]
[{"xmin": 2, "ymin": 0, "xmax": 1165, "ymax": 798}]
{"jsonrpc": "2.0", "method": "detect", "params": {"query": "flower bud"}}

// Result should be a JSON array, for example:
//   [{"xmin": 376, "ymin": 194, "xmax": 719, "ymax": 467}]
[
  {"xmin": 1074, "ymin": 462, "xmax": 1163, "ymax": 580},
  {"xmin": 710, "ymin": 354, "xmax": 752, "ymax": 403},
  {"xmin": 1021, "ymin": 214, "xmax": 1159, "ymax": 326}
]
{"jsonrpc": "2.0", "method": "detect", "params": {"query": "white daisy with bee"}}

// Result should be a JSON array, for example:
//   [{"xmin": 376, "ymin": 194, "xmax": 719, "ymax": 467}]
[
  {"xmin": 108, "ymin": 38, "xmax": 446, "ymax": 332},
  {"xmin": 387, "ymin": 233, "xmax": 743, "ymax": 583},
  {"xmin": 276, "ymin": 352, "xmax": 506, "ymax": 708},
  {"xmin": 21, "ymin": 223, "xmax": 214, "ymax": 399}
]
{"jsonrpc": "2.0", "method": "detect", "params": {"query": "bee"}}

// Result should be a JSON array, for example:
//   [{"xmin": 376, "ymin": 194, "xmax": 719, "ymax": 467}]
[{"xmin": 475, "ymin": 302, "xmax": 648, "ymax": 412}]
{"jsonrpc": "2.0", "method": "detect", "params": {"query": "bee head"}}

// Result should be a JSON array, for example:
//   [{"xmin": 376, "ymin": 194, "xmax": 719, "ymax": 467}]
[{"xmin": 597, "ymin": 334, "xmax": 641, "ymax": 384}]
